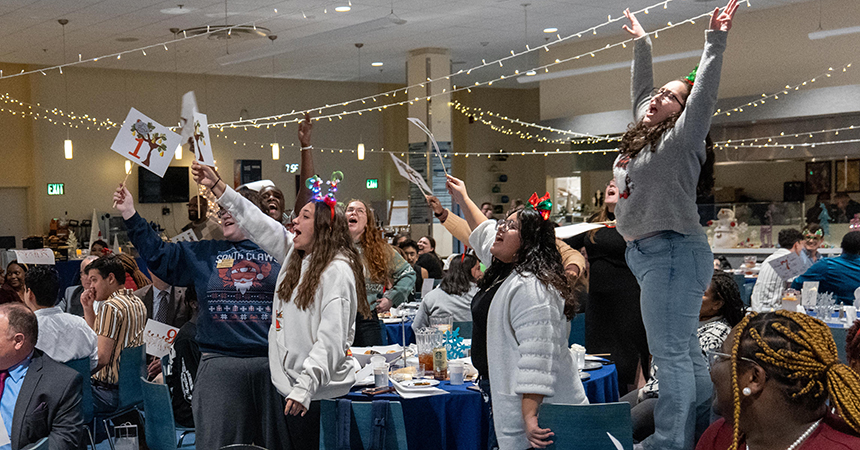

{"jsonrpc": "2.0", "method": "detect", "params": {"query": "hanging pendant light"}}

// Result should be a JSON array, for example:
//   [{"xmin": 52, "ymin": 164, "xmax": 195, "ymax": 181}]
[
  {"xmin": 357, "ymin": 143, "xmax": 365, "ymax": 161},
  {"xmin": 60, "ymin": 19, "xmax": 72, "ymax": 159},
  {"xmin": 355, "ymin": 43, "xmax": 365, "ymax": 161},
  {"xmin": 64, "ymin": 139, "xmax": 73, "ymax": 159},
  {"xmin": 272, "ymin": 143, "xmax": 280, "ymax": 160}
]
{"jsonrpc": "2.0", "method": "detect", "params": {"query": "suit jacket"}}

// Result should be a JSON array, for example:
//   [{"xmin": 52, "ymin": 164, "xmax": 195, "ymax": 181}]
[
  {"xmin": 11, "ymin": 350, "xmax": 84, "ymax": 450},
  {"xmin": 133, "ymin": 285, "xmax": 192, "ymax": 329},
  {"xmin": 60, "ymin": 286, "xmax": 85, "ymax": 317}
]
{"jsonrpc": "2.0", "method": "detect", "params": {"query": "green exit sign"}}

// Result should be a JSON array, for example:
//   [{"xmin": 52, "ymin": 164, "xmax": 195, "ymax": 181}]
[
  {"xmin": 47, "ymin": 183, "xmax": 65, "ymax": 196},
  {"xmin": 366, "ymin": 179, "xmax": 379, "ymax": 189}
]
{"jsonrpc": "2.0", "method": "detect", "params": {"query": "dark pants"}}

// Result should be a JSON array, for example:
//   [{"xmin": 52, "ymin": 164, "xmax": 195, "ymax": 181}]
[
  {"xmin": 286, "ymin": 401, "xmax": 321, "ymax": 449},
  {"xmin": 478, "ymin": 379, "xmax": 498, "ymax": 450},
  {"xmin": 621, "ymin": 388, "xmax": 657, "ymax": 443},
  {"xmin": 92, "ymin": 383, "xmax": 119, "ymax": 414},
  {"xmin": 353, "ymin": 314, "xmax": 384, "ymax": 346},
  {"xmin": 192, "ymin": 354, "xmax": 291, "ymax": 449}
]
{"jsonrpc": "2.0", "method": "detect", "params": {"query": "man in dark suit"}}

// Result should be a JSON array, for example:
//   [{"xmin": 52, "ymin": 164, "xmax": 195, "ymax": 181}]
[
  {"xmin": 0, "ymin": 303, "xmax": 84, "ymax": 450},
  {"xmin": 133, "ymin": 270, "xmax": 191, "ymax": 330},
  {"xmin": 58, "ymin": 255, "xmax": 98, "ymax": 317}
]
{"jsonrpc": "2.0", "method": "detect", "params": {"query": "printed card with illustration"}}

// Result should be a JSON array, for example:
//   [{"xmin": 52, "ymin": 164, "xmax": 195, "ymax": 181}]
[
  {"xmin": 768, "ymin": 251, "xmax": 805, "ymax": 280},
  {"xmin": 111, "ymin": 108, "xmax": 182, "ymax": 177},
  {"xmin": 189, "ymin": 112, "xmax": 215, "ymax": 166},
  {"xmin": 390, "ymin": 153, "xmax": 432, "ymax": 196}
]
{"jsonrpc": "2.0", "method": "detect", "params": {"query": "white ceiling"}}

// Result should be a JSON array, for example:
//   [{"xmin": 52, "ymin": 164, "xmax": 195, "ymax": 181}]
[{"xmin": 0, "ymin": 0, "xmax": 813, "ymax": 88}]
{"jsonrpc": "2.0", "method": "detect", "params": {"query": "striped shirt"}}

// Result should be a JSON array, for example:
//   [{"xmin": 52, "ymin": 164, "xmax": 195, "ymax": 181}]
[
  {"xmin": 751, "ymin": 248, "xmax": 792, "ymax": 312},
  {"xmin": 92, "ymin": 288, "xmax": 147, "ymax": 385}
]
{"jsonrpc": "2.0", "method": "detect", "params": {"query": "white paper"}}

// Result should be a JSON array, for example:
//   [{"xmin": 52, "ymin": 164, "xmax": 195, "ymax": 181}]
[
  {"xmin": 389, "ymin": 200, "xmax": 409, "ymax": 227},
  {"xmin": 407, "ymin": 118, "xmax": 448, "ymax": 178},
  {"xmin": 0, "ymin": 409, "xmax": 10, "ymax": 446},
  {"xmin": 170, "ymin": 229, "xmax": 199, "ymax": 243},
  {"xmin": 189, "ymin": 112, "xmax": 216, "ymax": 167},
  {"xmin": 111, "ymin": 107, "xmax": 182, "ymax": 178},
  {"xmin": 555, "ymin": 222, "xmax": 607, "ymax": 239},
  {"xmin": 13, "ymin": 249, "xmax": 55, "ymax": 265},
  {"xmin": 390, "ymin": 153, "xmax": 432, "ymax": 196},
  {"xmin": 421, "ymin": 278, "xmax": 435, "ymax": 298},
  {"xmin": 179, "ymin": 91, "xmax": 199, "ymax": 143},
  {"xmin": 142, "ymin": 319, "xmax": 180, "ymax": 358},
  {"xmin": 768, "ymin": 251, "xmax": 805, "ymax": 280},
  {"xmin": 802, "ymin": 281, "xmax": 820, "ymax": 307}
]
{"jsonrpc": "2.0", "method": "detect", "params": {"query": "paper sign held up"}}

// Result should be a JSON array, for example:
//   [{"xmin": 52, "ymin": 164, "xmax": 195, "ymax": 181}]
[
  {"xmin": 189, "ymin": 112, "xmax": 215, "ymax": 167},
  {"xmin": 111, "ymin": 108, "xmax": 182, "ymax": 177},
  {"xmin": 13, "ymin": 249, "xmax": 55, "ymax": 265},
  {"xmin": 768, "ymin": 251, "xmax": 805, "ymax": 280},
  {"xmin": 555, "ymin": 222, "xmax": 607, "ymax": 239},
  {"xmin": 143, "ymin": 319, "xmax": 180, "ymax": 358},
  {"xmin": 179, "ymin": 91, "xmax": 199, "ymax": 143},
  {"xmin": 170, "ymin": 229, "xmax": 199, "ymax": 244},
  {"xmin": 390, "ymin": 154, "xmax": 432, "ymax": 196}
]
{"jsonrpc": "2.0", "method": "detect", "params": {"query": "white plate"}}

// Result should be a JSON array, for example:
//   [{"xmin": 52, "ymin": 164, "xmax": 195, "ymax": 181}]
[
  {"xmin": 382, "ymin": 317, "xmax": 406, "ymax": 324},
  {"xmin": 582, "ymin": 361, "xmax": 603, "ymax": 371},
  {"xmin": 579, "ymin": 372, "xmax": 591, "ymax": 381},
  {"xmin": 354, "ymin": 375, "xmax": 375, "ymax": 387},
  {"xmin": 351, "ymin": 345, "xmax": 404, "ymax": 366},
  {"xmin": 400, "ymin": 379, "xmax": 440, "ymax": 388}
]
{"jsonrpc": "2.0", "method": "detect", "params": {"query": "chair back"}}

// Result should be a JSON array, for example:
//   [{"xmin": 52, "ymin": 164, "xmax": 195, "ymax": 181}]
[
  {"xmin": 568, "ymin": 313, "xmax": 586, "ymax": 346},
  {"xmin": 141, "ymin": 377, "xmax": 178, "ymax": 450},
  {"xmin": 20, "ymin": 437, "xmax": 49, "ymax": 450},
  {"xmin": 832, "ymin": 327, "xmax": 849, "ymax": 364},
  {"xmin": 733, "ymin": 274, "xmax": 752, "ymax": 307},
  {"xmin": 453, "ymin": 321, "xmax": 472, "ymax": 339},
  {"xmin": 319, "ymin": 399, "xmax": 409, "ymax": 449},
  {"xmin": 64, "ymin": 357, "xmax": 94, "ymax": 422},
  {"xmin": 117, "ymin": 345, "xmax": 146, "ymax": 409},
  {"xmin": 218, "ymin": 445, "xmax": 268, "ymax": 450},
  {"xmin": 538, "ymin": 402, "xmax": 633, "ymax": 450}
]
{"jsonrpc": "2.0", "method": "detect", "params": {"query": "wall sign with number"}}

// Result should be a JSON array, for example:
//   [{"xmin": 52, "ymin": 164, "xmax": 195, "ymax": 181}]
[{"xmin": 47, "ymin": 183, "xmax": 65, "ymax": 196}]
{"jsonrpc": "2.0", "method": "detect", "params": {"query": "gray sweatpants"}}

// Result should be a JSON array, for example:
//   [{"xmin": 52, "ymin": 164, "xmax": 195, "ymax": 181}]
[{"xmin": 193, "ymin": 354, "xmax": 291, "ymax": 449}]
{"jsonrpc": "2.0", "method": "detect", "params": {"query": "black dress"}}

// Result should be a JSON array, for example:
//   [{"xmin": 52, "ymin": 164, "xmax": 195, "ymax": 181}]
[{"xmin": 565, "ymin": 213, "xmax": 649, "ymax": 392}]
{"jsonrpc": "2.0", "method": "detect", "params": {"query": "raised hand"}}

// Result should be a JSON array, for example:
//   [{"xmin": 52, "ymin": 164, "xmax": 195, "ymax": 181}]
[
  {"xmin": 622, "ymin": 8, "xmax": 646, "ymax": 39},
  {"xmin": 425, "ymin": 195, "xmax": 444, "ymax": 216},
  {"xmin": 113, "ymin": 184, "xmax": 137, "ymax": 220},
  {"xmin": 298, "ymin": 112, "xmax": 313, "ymax": 148},
  {"xmin": 710, "ymin": 0, "xmax": 739, "ymax": 32},
  {"xmin": 446, "ymin": 175, "xmax": 469, "ymax": 207},
  {"xmin": 191, "ymin": 161, "xmax": 220, "ymax": 190}
]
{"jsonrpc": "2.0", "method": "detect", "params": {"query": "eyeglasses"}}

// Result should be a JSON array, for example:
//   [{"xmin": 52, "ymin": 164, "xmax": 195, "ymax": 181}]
[
  {"xmin": 495, "ymin": 219, "xmax": 519, "ymax": 232},
  {"xmin": 217, "ymin": 208, "xmax": 230, "ymax": 219},
  {"xmin": 651, "ymin": 87, "xmax": 685, "ymax": 108},
  {"xmin": 346, "ymin": 207, "xmax": 366, "ymax": 215},
  {"xmin": 706, "ymin": 350, "xmax": 757, "ymax": 367}
]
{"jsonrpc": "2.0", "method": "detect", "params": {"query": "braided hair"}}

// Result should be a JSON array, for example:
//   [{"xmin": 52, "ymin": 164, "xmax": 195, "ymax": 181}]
[
  {"xmin": 847, "ymin": 319, "xmax": 860, "ymax": 369},
  {"xmin": 727, "ymin": 311, "xmax": 860, "ymax": 450}
]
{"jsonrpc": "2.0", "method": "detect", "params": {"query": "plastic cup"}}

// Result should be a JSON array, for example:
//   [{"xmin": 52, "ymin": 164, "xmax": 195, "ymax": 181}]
[
  {"xmin": 449, "ymin": 361, "xmax": 464, "ymax": 385},
  {"xmin": 373, "ymin": 362, "xmax": 390, "ymax": 387},
  {"xmin": 409, "ymin": 361, "xmax": 425, "ymax": 379}
]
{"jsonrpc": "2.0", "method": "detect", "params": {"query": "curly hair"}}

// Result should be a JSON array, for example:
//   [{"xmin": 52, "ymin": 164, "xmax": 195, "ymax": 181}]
[
  {"xmin": 709, "ymin": 270, "xmax": 745, "ymax": 327},
  {"xmin": 349, "ymin": 199, "xmax": 392, "ymax": 286},
  {"xmin": 478, "ymin": 207, "xmax": 578, "ymax": 320},
  {"xmin": 726, "ymin": 311, "xmax": 860, "ymax": 450},
  {"xmin": 277, "ymin": 202, "xmax": 370, "ymax": 319}
]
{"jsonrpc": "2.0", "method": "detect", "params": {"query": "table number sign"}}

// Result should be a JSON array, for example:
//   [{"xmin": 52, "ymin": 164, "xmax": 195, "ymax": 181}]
[
  {"xmin": 768, "ymin": 251, "xmax": 805, "ymax": 280},
  {"xmin": 143, "ymin": 319, "xmax": 180, "ymax": 358},
  {"xmin": 13, "ymin": 249, "xmax": 56, "ymax": 265}
]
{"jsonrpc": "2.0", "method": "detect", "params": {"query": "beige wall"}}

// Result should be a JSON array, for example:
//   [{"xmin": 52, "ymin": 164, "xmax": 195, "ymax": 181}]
[{"xmin": 539, "ymin": 0, "xmax": 860, "ymax": 121}]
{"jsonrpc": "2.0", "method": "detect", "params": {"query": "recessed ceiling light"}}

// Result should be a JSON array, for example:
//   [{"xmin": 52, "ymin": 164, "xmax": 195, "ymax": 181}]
[
  {"xmin": 525, "ymin": 70, "xmax": 537, "ymax": 76},
  {"xmin": 160, "ymin": 6, "xmax": 193, "ymax": 15},
  {"xmin": 543, "ymin": 27, "xmax": 558, "ymax": 33},
  {"xmin": 335, "ymin": 6, "xmax": 351, "ymax": 12},
  {"xmin": 371, "ymin": 62, "xmax": 384, "ymax": 67}
]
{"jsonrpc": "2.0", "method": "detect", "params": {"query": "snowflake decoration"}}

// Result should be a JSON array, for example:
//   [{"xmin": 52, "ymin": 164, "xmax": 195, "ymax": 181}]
[{"xmin": 444, "ymin": 329, "xmax": 467, "ymax": 359}]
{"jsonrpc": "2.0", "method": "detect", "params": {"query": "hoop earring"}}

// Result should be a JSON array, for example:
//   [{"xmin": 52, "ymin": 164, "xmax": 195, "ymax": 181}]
[{"xmin": 742, "ymin": 387, "xmax": 752, "ymax": 396}]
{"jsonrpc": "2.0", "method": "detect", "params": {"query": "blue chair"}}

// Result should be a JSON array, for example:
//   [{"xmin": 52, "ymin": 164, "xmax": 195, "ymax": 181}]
[
  {"xmin": 21, "ymin": 437, "xmax": 48, "ymax": 450},
  {"xmin": 832, "ymin": 327, "xmax": 849, "ymax": 364},
  {"xmin": 319, "ymin": 399, "xmax": 409, "ymax": 449},
  {"xmin": 733, "ymin": 274, "xmax": 752, "ymax": 308},
  {"xmin": 101, "ymin": 345, "xmax": 146, "ymax": 450},
  {"xmin": 64, "ymin": 357, "xmax": 97, "ymax": 449},
  {"xmin": 453, "ymin": 321, "xmax": 473, "ymax": 339},
  {"xmin": 538, "ymin": 402, "xmax": 633, "ymax": 450},
  {"xmin": 140, "ymin": 377, "xmax": 195, "ymax": 450},
  {"xmin": 568, "ymin": 313, "xmax": 586, "ymax": 346}
]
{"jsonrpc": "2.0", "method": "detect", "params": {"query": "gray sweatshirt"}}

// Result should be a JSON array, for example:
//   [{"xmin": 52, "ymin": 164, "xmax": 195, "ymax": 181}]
[{"xmin": 613, "ymin": 31, "xmax": 727, "ymax": 239}]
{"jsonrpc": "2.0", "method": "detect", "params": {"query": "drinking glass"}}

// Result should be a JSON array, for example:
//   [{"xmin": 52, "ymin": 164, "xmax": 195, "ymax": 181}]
[
  {"xmin": 416, "ymin": 327, "xmax": 443, "ymax": 375},
  {"xmin": 430, "ymin": 313, "xmax": 453, "ymax": 332}
]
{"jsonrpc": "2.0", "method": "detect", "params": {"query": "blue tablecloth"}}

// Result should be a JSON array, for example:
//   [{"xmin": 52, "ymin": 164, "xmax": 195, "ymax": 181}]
[
  {"xmin": 342, "ymin": 363, "xmax": 619, "ymax": 450},
  {"xmin": 582, "ymin": 363, "xmax": 620, "ymax": 403},
  {"xmin": 345, "ymin": 380, "xmax": 487, "ymax": 450},
  {"xmin": 385, "ymin": 319, "xmax": 415, "ymax": 346}
]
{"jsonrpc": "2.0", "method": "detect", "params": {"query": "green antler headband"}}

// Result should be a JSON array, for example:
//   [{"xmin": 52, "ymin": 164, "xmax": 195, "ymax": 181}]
[{"xmin": 684, "ymin": 64, "xmax": 699, "ymax": 86}]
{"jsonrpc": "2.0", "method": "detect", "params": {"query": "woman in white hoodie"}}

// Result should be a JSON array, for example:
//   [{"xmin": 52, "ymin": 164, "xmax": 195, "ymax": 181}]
[
  {"xmin": 193, "ymin": 162, "xmax": 369, "ymax": 447},
  {"xmin": 447, "ymin": 176, "xmax": 587, "ymax": 450}
]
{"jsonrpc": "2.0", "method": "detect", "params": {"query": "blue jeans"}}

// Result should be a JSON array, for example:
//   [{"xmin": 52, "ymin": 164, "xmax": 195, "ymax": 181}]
[{"xmin": 625, "ymin": 231, "xmax": 714, "ymax": 450}]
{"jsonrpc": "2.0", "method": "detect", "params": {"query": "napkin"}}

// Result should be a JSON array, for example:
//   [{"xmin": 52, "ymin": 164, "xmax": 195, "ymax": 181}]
[{"xmin": 390, "ymin": 379, "xmax": 449, "ymax": 399}]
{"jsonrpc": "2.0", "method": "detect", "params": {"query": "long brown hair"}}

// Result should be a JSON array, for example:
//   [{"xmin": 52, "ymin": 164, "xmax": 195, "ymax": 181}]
[
  {"xmin": 587, "ymin": 181, "xmax": 614, "ymax": 244},
  {"xmin": 618, "ymin": 79, "xmax": 692, "ymax": 158},
  {"xmin": 349, "ymin": 199, "xmax": 391, "ymax": 286},
  {"xmin": 277, "ymin": 201, "xmax": 370, "ymax": 319}
]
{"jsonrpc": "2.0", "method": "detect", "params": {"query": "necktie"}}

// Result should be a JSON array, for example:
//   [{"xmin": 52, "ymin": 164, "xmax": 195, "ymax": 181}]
[
  {"xmin": 155, "ymin": 290, "xmax": 169, "ymax": 324},
  {"xmin": 0, "ymin": 371, "xmax": 9, "ymax": 401}
]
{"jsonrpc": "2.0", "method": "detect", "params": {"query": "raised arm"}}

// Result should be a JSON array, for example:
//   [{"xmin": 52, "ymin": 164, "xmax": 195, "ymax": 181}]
[
  {"xmin": 446, "ymin": 176, "xmax": 486, "ymax": 231},
  {"xmin": 295, "ymin": 113, "xmax": 316, "ymax": 211},
  {"xmin": 192, "ymin": 161, "xmax": 293, "ymax": 263},
  {"xmin": 426, "ymin": 195, "xmax": 480, "ymax": 244},
  {"xmin": 623, "ymin": 9, "xmax": 654, "ymax": 121}
]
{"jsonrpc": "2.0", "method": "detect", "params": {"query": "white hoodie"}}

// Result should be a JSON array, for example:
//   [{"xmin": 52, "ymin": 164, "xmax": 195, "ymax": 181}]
[{"xmin": 219, "ymin": 186, "xmax": 358, "ymax": 409}]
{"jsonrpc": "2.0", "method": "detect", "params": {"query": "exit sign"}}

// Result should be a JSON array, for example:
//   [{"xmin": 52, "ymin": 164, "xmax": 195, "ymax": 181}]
[
  {"xmin": 366, "ymin": 179, "xmax": 378, "ymax": 189},
  {"xmin": 47, "ymin": 183, "xmax": 65, "ymax": 196}
]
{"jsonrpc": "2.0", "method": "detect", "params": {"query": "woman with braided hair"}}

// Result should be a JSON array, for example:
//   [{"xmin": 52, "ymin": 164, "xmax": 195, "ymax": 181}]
[
  {"xmin": 847, "ymin": 319, "xmax": 860, "ymax": 374},
  {"xmin": 697, "ymin": 311, "xmax": 860, "ymax": 450}
]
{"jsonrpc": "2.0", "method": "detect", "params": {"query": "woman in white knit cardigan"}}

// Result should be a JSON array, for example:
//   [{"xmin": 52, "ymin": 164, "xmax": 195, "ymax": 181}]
[{"xmin": 447, "ymin": 175, "xmax": 587, "ymax": 449}]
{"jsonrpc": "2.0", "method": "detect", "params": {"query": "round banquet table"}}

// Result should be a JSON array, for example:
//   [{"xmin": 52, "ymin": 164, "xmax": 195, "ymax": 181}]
[
  {"xmin": 342, "ymin": 363, "xmax": 618, "ymax": 450},
  {"xmin": 384, "ymin": 318, "xmax": 415, "ymax": 346}
]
